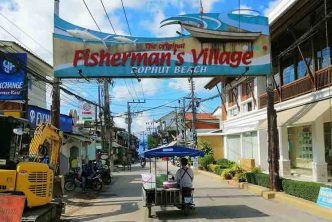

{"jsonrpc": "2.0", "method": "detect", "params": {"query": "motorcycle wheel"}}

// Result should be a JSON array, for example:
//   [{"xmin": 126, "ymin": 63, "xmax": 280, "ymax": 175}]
[
  {"xmin": 102, "ymin": 175, "xmax": 111, "ymax": 185},
  {"xmin": 64, "ymin": 181, "xmax": 76, "ymax": 191},
  {"xmin": 183, "ymin": 205, "xmax": 190, "ymax": 216},
  {"xmin": 92, "ymin": 180, "xmax": 103, "ymax": 191}
]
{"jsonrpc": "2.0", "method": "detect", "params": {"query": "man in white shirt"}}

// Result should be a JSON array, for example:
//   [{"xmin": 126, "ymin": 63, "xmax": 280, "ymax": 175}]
[{"xmin": 175, "ymin": 157, "xmax": 194, "ymax": 188}]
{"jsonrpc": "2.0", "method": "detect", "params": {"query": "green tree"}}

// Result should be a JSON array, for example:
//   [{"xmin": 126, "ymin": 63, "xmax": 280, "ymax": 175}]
[
  {"xmin": 199, "ymin": 140, "xmax": 213, "ymax": 155},
  {"xmin": 147, "ymin": 135, "xmax": 158, "ymax": 149}
]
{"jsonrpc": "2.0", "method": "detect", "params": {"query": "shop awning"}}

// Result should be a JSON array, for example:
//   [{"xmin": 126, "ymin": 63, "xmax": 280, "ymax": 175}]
[{"xmin": 259, "ymin": 99, "xmax": 332, "ymax": 128}]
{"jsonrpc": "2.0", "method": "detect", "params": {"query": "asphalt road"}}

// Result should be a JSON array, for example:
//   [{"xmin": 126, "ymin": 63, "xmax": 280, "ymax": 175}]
[{"xmin": 62, "ymin": 161, "xmax": 331, "ymax": 222}]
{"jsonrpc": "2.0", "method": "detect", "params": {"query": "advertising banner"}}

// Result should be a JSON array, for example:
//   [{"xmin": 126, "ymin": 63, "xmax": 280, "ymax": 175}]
[
  {"xmin": 28, "ymin": 105, "xmax": 73, "ymax": 132},
  {"xmin": 53, "ymin": 12, "xmax": 271, "ymax": 78},
  {"xmin": 0, "ymin": 53, "xmax": 27, "ymax": 100},
  {"xmin": 80, "ymin": 102, "xmax": 95, "ymax": 121}
]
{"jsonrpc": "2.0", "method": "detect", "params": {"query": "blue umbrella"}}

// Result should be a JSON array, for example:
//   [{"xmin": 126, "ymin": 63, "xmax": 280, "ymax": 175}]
[{"xmin": 143, "ymin": 145, "xmax": 204, "ymax": 158}]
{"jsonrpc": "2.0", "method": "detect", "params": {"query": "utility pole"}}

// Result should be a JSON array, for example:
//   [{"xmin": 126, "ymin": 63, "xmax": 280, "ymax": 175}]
[
  {"xmin": 103, "ymin": 79, "xmax": 113, "ymax": 168},
  {"xmin": 267, "ymin": 83, "xmax": 280, "ymax": 191},
  {"xmin": 98, "ymin": 83, "xmax": 105, "ymax": 151},
  {"xmin": 175, "ymin": 107, "xmax": 179, "ymax": 137},
  {"xmin": 182, "ymin": 97, "xmax": 186, "ymax": 143},
  {"xmin": 51, "ymin": 0, "xmax": 60, "ymax": 128},
  {"xmin": 189, "ymin": 77, "xmax": 197, "ymax": 148},
  {"xmin": 127, "ymin": 100, "xmax": 146, "ymax": 156}
]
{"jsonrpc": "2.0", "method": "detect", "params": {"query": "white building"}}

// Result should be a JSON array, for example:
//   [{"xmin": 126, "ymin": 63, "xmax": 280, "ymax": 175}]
[{"xmin": 205, "ymin": 0, "xmax": 332, "ymax": 182}]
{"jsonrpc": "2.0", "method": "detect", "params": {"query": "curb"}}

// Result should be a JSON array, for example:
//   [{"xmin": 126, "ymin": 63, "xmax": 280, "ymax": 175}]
[
  {"xmin": 198, "ymin": 170, "xmax": 332, "ymax": 220},
  {"xmin": 274, "ymin": 192, "xmax": 332, "ymax": 221}
]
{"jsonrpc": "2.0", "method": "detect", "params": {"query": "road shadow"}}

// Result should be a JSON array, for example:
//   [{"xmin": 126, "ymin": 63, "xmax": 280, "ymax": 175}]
[
  {"xmin": 155, "ymin": 205, "xmax": 269, "ymax": 220},
  {"xmin": 61, "ymin": 201, "xmax": 140, "ymax": 222}
]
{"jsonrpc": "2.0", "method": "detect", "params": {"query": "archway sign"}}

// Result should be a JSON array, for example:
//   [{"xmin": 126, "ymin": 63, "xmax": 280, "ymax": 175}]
[{"xmin": 53, "ymin": 12, "xmax": 271, "ymax": 78}]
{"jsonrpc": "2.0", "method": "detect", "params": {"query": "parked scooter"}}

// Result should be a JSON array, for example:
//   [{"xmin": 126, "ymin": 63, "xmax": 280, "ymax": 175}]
[
  {"xmin": 140, "ymin": 157, "xmax": 146, "ymax": 168},
  {"xmin": 64, "ymin": 167, "xmax": 103, "ymax": 192},
  {"xmin": 181, "ymin": 188, "xmax": 195, "ymax": 214},
  {"xmin": 96, "ymin": 167, "xmax": 111, "ymax": 185}
]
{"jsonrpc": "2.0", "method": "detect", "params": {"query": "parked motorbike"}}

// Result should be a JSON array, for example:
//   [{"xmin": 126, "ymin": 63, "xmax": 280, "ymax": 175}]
[
  {"xmin": 64, "ymin": 168, "xmax": 103, "ymax": 192},
  {"xmin": 181, "ymin": 188, "xmax": 195, "ymax": 215},
  {"xmin": 96, "ymin": 167, "xmax": 111, "ymax": 185},
  {"xmin": 140, "ymin": 157, "xmax": 146, "ymax": 168}
]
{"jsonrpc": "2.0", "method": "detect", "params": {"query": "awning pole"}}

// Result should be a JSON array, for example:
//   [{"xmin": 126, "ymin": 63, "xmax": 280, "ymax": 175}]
[
  {"xmin": 166, "ymin": 157, "xmax": 168, "ymax": 178},
  {"xmin": 155, "ymin": 157, "xmax": 157, "ymax": 205},
  {"xmin": 149, "ymin": 158, "xmax": 151, "ymax": 173}
]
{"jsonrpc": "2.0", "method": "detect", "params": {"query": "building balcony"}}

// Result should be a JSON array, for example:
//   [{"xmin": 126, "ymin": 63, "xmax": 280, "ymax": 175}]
[{"xmin": 259, "ymin": 66, "xmax": 332, "ymax": 108}]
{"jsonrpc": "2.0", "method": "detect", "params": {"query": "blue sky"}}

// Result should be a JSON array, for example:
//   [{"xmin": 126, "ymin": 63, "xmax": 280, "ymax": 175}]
[{"xmin": 0, "ymin": 0, "xmax": 282, "ymax": 133}]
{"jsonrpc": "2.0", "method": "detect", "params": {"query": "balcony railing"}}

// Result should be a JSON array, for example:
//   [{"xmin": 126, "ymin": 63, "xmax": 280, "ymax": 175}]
[
  {"xmin": 317, "ymin": 66, "xmax": 332, "ymax": 89},
  {"xmin": 259, "ymin": 66, "xmax": 332, "ymax": 108}
]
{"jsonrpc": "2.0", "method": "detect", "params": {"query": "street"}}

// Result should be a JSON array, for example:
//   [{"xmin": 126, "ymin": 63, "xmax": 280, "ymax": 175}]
[{"xmin": 61, "ymin": 162, "xmax": 331, "ymax": 222}]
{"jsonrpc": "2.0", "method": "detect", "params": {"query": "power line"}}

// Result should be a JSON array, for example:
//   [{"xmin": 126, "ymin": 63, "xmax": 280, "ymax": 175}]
[
  {"xmin": 123, "ymin": 79, "xmax": 135, "ymax": 100},
  {"xmin": 99, "ymin": 0, "xmax": 117, "ymax": 34},
  {"xmin": 120, "ymin": 0, "xmax": 132, "ymax": 35},
  {"xmin": 0, "ymin": 25, "xmax": 36, "ymax": 55},
  {"xmin": 0, "ymin": 49, "xmax": 101, "ymax": 108},
  {"xmin": 0, "ymin": 12, "xmax": 52, "ymax": 55},
  {"xmin": 82, "ymin": 0, "xmax": 102, "ymax": 31}
]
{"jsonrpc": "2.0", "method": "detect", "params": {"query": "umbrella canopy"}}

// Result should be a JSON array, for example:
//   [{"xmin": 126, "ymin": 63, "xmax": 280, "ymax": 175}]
[{"xmin": 143, "ymin": 145, "xmax": 204, "ymax": 158}]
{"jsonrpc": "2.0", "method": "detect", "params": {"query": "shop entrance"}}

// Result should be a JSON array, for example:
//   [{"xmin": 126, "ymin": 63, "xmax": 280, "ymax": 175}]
[{"xmin": 288, "ymin": 126, "xmax": 313, "ymax": 176}]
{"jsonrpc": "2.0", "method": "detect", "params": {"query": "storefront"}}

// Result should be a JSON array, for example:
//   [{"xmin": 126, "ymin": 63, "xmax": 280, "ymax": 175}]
[
  {"xmin": 225, "ymin": 132, "xmax": 259, "ymax": 166},
  {"xmin": 288, "ymin": 125, "xmax": 313, "ymax": 176},
  {"xmin": 324, "ymin": 122, "xmax": 332, "ymax": 177},
  {"xmin": 226, "ymin": 135, "xmax": 241, "ymax": 162}
]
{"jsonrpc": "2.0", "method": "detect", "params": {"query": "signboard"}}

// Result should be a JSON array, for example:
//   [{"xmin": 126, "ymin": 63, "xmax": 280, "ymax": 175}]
[
  {"xmin": 53, "ymin": 12, "xmax": 271, "ymax": 78},
  {"xmin": 80, "ymin": 102, "xmax": 95, "ymax": 121},
  {"xmin": 28, "ymin": 105, "xmax": 73, "ymax": 132},
  {"xmin": 0, "ymin": 53, "xmax": 27, "ymax": 100},
  {"xmin": 317, "ymin": 187, "xmax": 332, "ymax": 209},
  {"xmin": 0, "ymin": 194, "xmax": 25, "ymax": 222}
]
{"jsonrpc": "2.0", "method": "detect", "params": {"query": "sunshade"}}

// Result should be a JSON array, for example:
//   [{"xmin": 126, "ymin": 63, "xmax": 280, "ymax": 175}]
[{"xmin": 143, "ymin": 145, "xmax": 204, "ymax": 158}]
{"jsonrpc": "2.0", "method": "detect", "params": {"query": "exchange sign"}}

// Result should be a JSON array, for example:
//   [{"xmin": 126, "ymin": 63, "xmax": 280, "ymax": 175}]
[
  {"xmin": 53, "ymin": 12, "xmax": 271, "ymax": 78},
  {"xmin": 0, "ymin": 53, "xmax": 27, "ymax": 100}
]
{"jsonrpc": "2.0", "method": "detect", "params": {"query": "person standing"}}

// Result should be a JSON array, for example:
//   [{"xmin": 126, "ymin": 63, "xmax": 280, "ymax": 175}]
[
  {"xmin": 122, "ymin": 154, "xmax": 127, "ymax": 171},
  {"xmin": 175, "ymin": 157, "xmax": 194, "ymax": 188}
]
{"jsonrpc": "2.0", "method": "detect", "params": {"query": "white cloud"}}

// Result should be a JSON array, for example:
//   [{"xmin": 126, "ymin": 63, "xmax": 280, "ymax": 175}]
[
  {"xmin": 264, "ymin": 0, "xmax": 284, "ymax": 17},
  {"xmin": 168, "ymin": 77, "xmax": 212, "ymax": 93},
  {"xmin": 200, "ymin": 0, "xmax": 220, "ymax": 12},
  {"xmin": 112, "ymin": 79, "xmax": 161, "ymax": 101},
  {"xmin": 0, "ymin": 0, "xmax": 151, "ymax": 64},
  {"xmin": 140, "ymin": 7, "xmax": 180, "ymax": 37},
  {"xmin": 113, "ymin": 116, "xmax": 127, "ymax": 129},
  {"xmin": 113, "ymin": 112, "xmax": 152, "ymax": 134}
]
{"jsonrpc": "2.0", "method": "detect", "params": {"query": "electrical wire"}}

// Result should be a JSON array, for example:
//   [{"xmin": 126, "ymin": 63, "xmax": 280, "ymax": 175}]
[
  {"xmin": 0, "ymin": 25, "xmax": 37, "ymax": 56},
  {"xmin": 0, "ymin": 12, "xmax": 52, "ymax": 55},
  {"xmin": 120, "ymin": 0, "xmax": 132, "ymax": 35},
  {"xmin": 82, "ymin": 0, "xmax": 102, "ymax": 31},
  {"xmin": 123, "ymin": 79, "xmax": 135, "ymax": 100},
  {"xmin": 100, "ymin": 0, "xmax": 117, "ymax": 34}
]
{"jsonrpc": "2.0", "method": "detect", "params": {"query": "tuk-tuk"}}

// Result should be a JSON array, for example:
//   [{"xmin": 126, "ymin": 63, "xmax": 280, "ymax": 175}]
[{"xmin": 141, "ymin": 145, "xmax": 204, "ymax": 218}]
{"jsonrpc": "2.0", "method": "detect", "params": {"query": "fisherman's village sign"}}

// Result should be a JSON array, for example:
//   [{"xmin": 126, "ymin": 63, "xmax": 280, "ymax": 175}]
[{"xmin": 53, "ymin": 13, "xmax": 271, "ymax": 78}]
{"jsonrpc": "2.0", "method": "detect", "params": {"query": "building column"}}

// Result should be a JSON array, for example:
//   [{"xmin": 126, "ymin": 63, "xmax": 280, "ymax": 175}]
[
  {"xmin": 224, "ymin": 136, "xmax": 228, "ymax": 159},
  {"xmin": 278, "ymin": 127, "xmax": 291, "ymax": 177},
  {"xmin": 312, "ymin": 116, "xmax": 328, "ymax": 182},
  {"xmin": 257, "ymin": 129, "xmax": 268, "ymax": 171},
  {"xmin": 240, "ymin": 133, "xmax": 244, "ymax": 163}
]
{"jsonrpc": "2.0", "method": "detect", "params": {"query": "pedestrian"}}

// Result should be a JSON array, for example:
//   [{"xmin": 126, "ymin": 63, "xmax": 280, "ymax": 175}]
[
  {"xmin": 175, "ymin": 157, "xmax": 194, "ymax": 189},
  {"xmin": 127, "ymin": 153, "xmax": 132, "ymax": 171},
  {"xmin": 122, "ymin": 154, "xmax": 127, "ymax": 171},
  {"xmin": 81, "ymin": 160, "xmax": 96, "ymax": 192}
]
